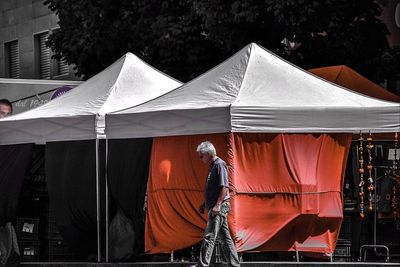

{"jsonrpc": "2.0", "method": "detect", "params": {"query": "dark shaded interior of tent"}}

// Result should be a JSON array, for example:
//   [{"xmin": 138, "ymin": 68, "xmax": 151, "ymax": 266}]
[{"xmin": 1, "ymin": 138, "xmax": 399, "ymax": 263}]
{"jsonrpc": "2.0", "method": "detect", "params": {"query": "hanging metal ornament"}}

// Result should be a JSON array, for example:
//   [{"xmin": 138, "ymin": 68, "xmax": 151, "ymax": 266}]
[
  {"xmin": 392, "ymin": 181, "xmax": 398, "ymax": 218},
  {"xmin": 358, "ymin": 132, "xmax": 365, "ymax": 218},
  {"xmin": 394, "ymin": 132, "xmax": 398, "ymax": 174},
  {"xmin": 366, "ymin": 133, "xmax": 374, "ymax": 212},
  {"xmin": 392, "ymin": 132, "xmax": 399, "ymax": 217}
]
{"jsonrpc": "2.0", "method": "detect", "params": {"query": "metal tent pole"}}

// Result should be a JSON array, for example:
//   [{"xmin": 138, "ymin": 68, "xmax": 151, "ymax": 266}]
[
  {"xmin": 105, "ymin": 138, "xmax": 109, "ymax": 262},
  {"xmin": 374, "ymin": 167, "xmax": 377, "ymax": 247},
  {"xmin": 96, "ymin": 138, "xmax": 101, "ymax": 262}
]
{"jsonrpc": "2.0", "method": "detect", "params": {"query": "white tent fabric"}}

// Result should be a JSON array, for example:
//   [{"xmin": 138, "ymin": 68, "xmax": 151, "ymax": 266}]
[
  {"xmin": 0, "ymin": 53, "xmax": 182, "ymax": 145},
  {"xmin": 106, "ymin": 43, "xmax": 400, "ymax": 139}
]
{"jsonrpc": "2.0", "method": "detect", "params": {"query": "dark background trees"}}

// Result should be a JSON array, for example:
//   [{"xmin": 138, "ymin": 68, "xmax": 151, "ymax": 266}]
[{"xmin": 44, "ymin": 0, "xmax": 399, "ymax": 89}]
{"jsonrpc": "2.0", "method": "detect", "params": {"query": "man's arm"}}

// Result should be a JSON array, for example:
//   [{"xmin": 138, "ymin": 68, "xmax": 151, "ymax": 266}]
[{"xmin": 211, "ymin": 186, "xmax": 229, "ymax": 216}]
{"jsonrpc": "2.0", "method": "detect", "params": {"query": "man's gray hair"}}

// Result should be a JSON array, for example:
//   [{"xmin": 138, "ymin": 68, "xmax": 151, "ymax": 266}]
[{"xmin": 197, "ymin": 141, "xmax": 216, "ymax": 157}]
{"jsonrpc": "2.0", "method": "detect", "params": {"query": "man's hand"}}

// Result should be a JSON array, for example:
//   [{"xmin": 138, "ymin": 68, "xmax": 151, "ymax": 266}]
[
  {"xmin": 211, "ymin": 203, "xmax": 221, "ymax": 216},
  {"xmin": 199, "ymin": 203, "xmax": 205, "ymax": 214}
]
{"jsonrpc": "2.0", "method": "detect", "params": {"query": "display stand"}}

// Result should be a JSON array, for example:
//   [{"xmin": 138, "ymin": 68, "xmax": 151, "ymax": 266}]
[{"xmin": 358, "ymin": 166, "xmax": 393, "ymax": 262}]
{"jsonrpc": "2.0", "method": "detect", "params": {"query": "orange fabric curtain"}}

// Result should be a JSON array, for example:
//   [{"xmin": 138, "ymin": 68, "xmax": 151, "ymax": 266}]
[
  {"xmin": 231, "ymin": 133, "xmax": 351, "ymax": 253},
  {"xmin": 145, "ymin": 133, "xmax": 352, "ymax": 255},
  {"xmin": 145, "ymin": 133, "xmax": 232, "ymax": 253}
]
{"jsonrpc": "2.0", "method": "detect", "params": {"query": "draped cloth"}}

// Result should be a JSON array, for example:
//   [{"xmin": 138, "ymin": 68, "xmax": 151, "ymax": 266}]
[
  {"xmin": 145, "ymin": 133, "xmax": 351, "ymax": 255},
  {"xmin": 0, "ymin": 144, "xmax": 32, "ymax": 265},
  {"xmin": 46, "ymin": 140, "xmax": 103, "ymax": 258},
  {"xmin": 46, "ymin": 139, "xmax": 152, "ymax": 260},
  {"xmin": 232, "ymin": 133, "xmax": 351, "ymax": 253},
  {"xmin": 107, "ymin": 138, "xmax": 152, "ymax": 257},
  {"xmin": 0, "ymin": 144, "xmax": 33, "ymax": 226},
  {"xmin": 145, "ymin": 134, "xmax": 230, "ymax": 253}
]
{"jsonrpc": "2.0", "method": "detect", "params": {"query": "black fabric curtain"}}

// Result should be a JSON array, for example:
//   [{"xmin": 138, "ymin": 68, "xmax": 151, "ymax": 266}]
[
  {"xmin": 107, "ymin": 138, "xmax": 152, "ymax": 257},
  {"xmin": 0, "ymin": 144, "xmax": 33, "ymax": 226},
  {"xmin": 45, "ymin": 138, "xmax": 152, "ymax": 261},
  {"xmin": 45, "ymin": 140, "xmax": 106, "ymax": 260}
]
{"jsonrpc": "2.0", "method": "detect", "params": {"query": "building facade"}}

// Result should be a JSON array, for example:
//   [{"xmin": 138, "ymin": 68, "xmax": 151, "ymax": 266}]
[{"xmin": 0, "ymin": 0, "xmax": 78, "ymax": 80}]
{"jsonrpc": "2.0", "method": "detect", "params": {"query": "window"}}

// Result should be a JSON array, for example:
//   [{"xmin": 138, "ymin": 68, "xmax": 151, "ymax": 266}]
[
  {"xmin": 35, "ymin": 31, "xmax": 70, "ymax": 79},
  {"xmin": 58, "ymin": 57, "xmax": 69, "ymax": 76},
  {"xmin": 38, "ymin": 32, "xmax": 51, "ymax": 79},
  {"xmin": 4, "ymin": 40, "xmax": 20, "ymax": 78}
]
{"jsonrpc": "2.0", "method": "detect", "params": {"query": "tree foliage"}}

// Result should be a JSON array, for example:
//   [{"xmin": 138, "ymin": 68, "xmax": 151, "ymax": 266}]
[{"xmin": 44, "ymin": 0, "xmax": 399, "ymax": 86}]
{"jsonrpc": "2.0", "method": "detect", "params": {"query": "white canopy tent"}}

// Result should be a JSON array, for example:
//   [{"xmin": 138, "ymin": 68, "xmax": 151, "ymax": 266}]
[
  {"xmin": 0, "ymin": 52, "xmax": 182, "ymax": 262},
  {"xmin": 0, "ymin": 53, "xmax": 182, "ymax": 145},
  {"xmin": 106, "ymin": 43, "xmax": 400, "ymax": 139}
]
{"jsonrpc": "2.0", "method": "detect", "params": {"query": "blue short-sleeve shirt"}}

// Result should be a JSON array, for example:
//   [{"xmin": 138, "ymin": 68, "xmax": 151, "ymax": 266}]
[{"xmin": 204, "ymin": 157, "xmax": 230, "ymax": 210}]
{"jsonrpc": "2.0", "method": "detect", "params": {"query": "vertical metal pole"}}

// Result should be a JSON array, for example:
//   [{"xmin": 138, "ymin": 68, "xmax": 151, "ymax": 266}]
[
  {"xmin": 105, "ymin": 138, "xmax": 109, "ymax": 262},
  {"xmin": 374, "ymin": 167, "xmax": 377, "ymax": 246},
  {"xmin": 96, "ymin": 138, "xmax": 101, "ymax": 262},
  {"xmin": 295, "ymin": 250, "xmax": 299, "ymax": 262}
]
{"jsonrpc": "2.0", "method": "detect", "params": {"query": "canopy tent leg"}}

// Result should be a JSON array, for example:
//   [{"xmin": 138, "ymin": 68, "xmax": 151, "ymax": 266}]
[
  {"xmin": 105, "ymin": 138, "xmax": 109, "ymax": 262},
  {"xmin": 96, "ymin": 138, "xmax": 101, "ymax": 262}
]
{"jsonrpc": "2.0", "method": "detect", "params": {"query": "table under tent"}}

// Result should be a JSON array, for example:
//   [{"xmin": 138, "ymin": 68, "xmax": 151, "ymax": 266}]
[
  {"xmin": 0, "ymin": 52, "xmax": 181, "ymax": 263},
  {"xmin": 105, "ymin": 43, "xmax": 400, "ymax": 262}
]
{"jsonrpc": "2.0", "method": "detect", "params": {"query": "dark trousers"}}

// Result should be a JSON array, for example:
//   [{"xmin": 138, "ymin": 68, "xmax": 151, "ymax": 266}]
[{"xmin": 198, "ymin": 202, "xmax": 240, "ymax": 267}]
